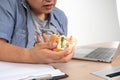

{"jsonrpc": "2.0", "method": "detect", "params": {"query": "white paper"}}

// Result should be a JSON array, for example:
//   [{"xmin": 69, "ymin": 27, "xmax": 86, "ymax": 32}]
[
  {"xmin": 91, "ymin": 66, "xmax": 120, "ymax": 80},
  {"xmin": 0, "ymin": 61, "xmax": 65, "ymax": 80}
]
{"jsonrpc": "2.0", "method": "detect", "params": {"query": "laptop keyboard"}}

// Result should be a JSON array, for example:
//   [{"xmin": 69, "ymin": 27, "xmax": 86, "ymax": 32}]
[{"xmin": 84, "ymin": 48, "xmax": 116, "ymax": 60}]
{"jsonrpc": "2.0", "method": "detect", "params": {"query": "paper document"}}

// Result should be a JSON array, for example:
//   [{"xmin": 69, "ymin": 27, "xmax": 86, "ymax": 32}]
[
  {"xmin": 91, "ymin": 66, "xmax": 120, "ymax": 80},
  {"xmin": 0, "ymin": 61, "xmax": 66, "ymax": 80}
]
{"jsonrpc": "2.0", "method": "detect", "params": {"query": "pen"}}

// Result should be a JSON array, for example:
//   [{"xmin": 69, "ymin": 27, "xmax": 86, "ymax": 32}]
[{"xmin": 20, "ymin": 74, "xmax": 52, "ymax": 80}]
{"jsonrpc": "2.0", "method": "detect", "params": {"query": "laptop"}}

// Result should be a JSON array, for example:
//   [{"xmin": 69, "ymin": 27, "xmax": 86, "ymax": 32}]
[{"xmin": 73, "ymin": 42, "xmax": 120, "ymax": 62}]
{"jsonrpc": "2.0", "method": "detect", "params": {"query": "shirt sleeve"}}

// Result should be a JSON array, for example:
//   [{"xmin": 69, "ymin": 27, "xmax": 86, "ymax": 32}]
[{"xmin": 0, "ymin": 2, "xmax": 15, "ymax": 42}]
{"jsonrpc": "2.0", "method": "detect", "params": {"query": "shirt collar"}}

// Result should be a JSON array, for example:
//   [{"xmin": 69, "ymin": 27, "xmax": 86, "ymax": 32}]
[
  {"xmin": 49, "ymin": 8, "xmax": 60, "ymax": 28},
  {"xmin": 20, "ymin": 0, "xmax": 60, "ymax": 30},
  {"xmin": 49, "ymin": 10, "xmax": 64, "ymax": 35},
  {"xmin": 20, "ymin": 0, "xmax": 30, "ymax": 10}
]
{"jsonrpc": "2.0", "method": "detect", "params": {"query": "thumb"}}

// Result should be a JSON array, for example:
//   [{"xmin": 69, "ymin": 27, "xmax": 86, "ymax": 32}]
[
  {"xmin": 46, "ymin": 42, "xmax": 58, "ymax": 49},
  {"xmin": 36, "ymin": 34, "xmax": 43, "ymax": 43}
]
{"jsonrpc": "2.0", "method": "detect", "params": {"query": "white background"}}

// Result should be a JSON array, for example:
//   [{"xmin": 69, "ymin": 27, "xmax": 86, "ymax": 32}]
[
  {"xmin": 56, "ymin": 0, "xmax": 120, "ymax": 46},
  {"xmin": 117, "ymin": 0, "xmax": 120, "ymax": 24}
]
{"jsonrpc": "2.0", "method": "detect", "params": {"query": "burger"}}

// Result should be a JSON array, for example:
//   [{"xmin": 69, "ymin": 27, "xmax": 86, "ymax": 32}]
[{"xmin": 49, "ymin": 34, "xmax": 76, "ymax": 51}]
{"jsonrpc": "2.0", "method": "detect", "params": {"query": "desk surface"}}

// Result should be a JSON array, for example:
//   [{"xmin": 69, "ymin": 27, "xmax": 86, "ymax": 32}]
[{"xmin": 51, "ymin": 42, "xmax": 120, "ymax": 80}]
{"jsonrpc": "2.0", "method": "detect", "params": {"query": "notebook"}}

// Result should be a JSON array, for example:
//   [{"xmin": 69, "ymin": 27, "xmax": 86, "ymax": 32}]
[
  {"xmin": 73, "ymin": 43, "xmax": 120, "ymax": 62},
  {"xmin": 0, "ymin": 61, "xmax": 68, "ymax": 80}
]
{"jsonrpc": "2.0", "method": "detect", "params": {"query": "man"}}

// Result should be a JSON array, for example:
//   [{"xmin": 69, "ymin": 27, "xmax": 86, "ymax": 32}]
[{"xmin": 0, "ymin": 0, "xmax": 74, "ymax": 63}]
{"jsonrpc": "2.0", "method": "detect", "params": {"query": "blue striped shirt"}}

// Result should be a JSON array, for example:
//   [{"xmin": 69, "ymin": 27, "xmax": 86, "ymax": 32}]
[{"xmin": 0, "ymin": 0, "xmax": 68, "ymax": 48}]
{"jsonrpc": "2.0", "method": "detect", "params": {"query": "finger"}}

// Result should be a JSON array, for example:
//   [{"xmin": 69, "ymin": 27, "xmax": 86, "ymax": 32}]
[
  {"xmin": 54, "ymin": 50, "xmax": 74, "ymax": 63},
  {"xmin": 42, "ymin": 33, "xmax": 49, "ymax": 42},
  {"xmin": 45, "ymin": 42, "xmax": 57, "ymax": 49},
  {"xmin": 36, "ymin": 35, "xmax": 43, "ymax": 43},
  {"xmin": 48, "ymin": 49, "xmax": 71, "ymax": 60}
]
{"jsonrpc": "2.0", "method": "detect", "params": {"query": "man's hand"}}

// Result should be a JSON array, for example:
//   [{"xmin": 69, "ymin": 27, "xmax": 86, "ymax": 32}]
[{"xmin": 28, "ymin": 33, "xmax": 74, "ymax": 63}]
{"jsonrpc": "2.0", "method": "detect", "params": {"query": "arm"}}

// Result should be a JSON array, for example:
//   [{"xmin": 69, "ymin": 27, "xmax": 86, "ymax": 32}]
[
  {"xmin": 0, "ymin": 37, "xmax": 73, "ymax": 64},
  {"xmin": 0, "ymin": 38, "xmax": 31, "ymax": 63}
]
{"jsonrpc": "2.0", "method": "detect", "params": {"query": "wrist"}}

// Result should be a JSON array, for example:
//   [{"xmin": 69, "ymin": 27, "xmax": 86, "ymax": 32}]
[
  {"xmin": 21, "ymin": 48, "xmax": 34, "ymax": 63},
  {"xmin": 26, "ymin": 48, "xmax": 38, "ymax": 63}
]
